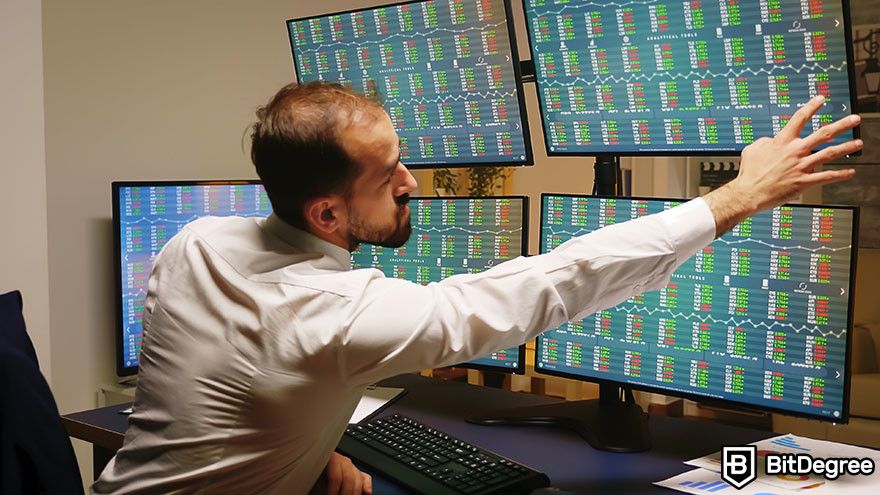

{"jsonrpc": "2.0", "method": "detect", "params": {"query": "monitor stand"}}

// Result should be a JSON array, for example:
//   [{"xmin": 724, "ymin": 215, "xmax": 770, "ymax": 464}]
[{"xmin": 467, "ymin": 382, "xmax": 651, "ymax": 452}]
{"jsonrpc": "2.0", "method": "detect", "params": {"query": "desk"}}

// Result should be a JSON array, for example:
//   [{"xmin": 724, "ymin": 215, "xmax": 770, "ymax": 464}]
[
  {"xmin": 62, "ymin": 400, "xmax": 128, "ymax": 480},
  {"xmin": 64, "ymin": 374, "xmax": 773, "ymax": 493}
]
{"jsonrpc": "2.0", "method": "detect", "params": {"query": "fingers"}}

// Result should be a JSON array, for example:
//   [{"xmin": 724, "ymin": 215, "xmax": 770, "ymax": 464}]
[
  {"xmin": 799, "ymin": 167, "xmax": 856, "ymax": 188},
  {"xmin": 325, "ymin": 453, "xmax": 369, "ymax": 495},
  {"xmin": 345, "ymin": 457, "xmax": 362, "ymax": 495},
  {"xmin": 801, "ymin": 114, "xmax": 861, "ymax": 150},
  {"xmin": 344, "ymin": 470, "xmax": 362, "ymax": 495},
  {"xmin": 777, "ymin": 95, "xmax": 826, "ymax": 141},
  {"xmin": 362, "ymin": 473, "xmax": 373, "ymax": 495},
  {"xmin": 800, "ymin": 139, "xmax": 864, "ymax": 169}
]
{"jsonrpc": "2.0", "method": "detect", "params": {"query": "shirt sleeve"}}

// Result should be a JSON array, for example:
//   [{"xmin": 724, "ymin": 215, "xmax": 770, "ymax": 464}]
[{"xmin": 336, "ymin": 198, "xmax": 717, "ymax": 387}]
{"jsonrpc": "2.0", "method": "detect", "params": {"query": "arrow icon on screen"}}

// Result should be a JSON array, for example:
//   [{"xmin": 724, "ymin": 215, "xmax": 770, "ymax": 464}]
[{"xmin": 835, "ymin": 19, "xmax": 840, "ymax": 27}]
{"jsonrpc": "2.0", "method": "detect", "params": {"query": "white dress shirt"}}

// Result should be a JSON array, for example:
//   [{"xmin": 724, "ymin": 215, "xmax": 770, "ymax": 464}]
[{"xmin": 92, "ymin": 198, "xmax": 715, "ymax": 494}]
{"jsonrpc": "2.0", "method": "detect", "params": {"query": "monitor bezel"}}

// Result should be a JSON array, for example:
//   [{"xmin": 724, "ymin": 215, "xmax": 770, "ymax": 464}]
[
  {"xmin": 520, "ymin": 0, "xmax": 861, "ymax": 157},
  {"xmin": 285, "ymin": 0, "xmax": 535, "ymax": 169},
  {"xmin": 535, "ymin": 192, "xmax": 859, "ymax": 423},
  {"xmin": 112, "ymin": 179, "xmax": 265, "ymax": 377}
]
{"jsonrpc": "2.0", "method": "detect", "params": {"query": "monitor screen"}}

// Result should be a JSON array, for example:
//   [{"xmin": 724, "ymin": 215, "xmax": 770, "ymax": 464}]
[
  {"xmin": 112, "ymin": 181, "xmax": 273, "ymax": 376},
  {"xmin": 536, "ymin": 194, "xmax": 857, "ymax": 422},
  {"xmin": 522, "ymin": 0, "xmax": 858, "ymax": 155},
  {"xmin": 288, "ymin": 0, "xmax": 533, "ymax": 168},
  {"xmin": 351, "ymin": 196, "xmax": 529, "ymax": 372}
]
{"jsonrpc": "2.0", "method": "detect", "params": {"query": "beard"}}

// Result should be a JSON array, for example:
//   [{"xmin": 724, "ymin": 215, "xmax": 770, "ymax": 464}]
[{"xmin": 348, "ymin": 194, "xmax": 413, "ymax": 249}]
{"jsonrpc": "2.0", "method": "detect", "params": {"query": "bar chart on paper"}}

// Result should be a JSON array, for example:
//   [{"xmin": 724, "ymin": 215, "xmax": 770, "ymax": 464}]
[{"xmin": 679, "ymin": 480, "xmax": 731, "ymax": 492}]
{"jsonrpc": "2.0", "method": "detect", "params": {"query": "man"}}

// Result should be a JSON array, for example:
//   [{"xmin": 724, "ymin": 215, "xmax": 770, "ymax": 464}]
[{"xmin": 93, "ymin": 82, "xmax": 861, "ymax": 494}]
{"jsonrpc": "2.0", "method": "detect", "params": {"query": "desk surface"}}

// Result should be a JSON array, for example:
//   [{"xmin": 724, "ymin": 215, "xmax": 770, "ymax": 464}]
[
  {"xmin": 375, "ymin": 374, "xmax": 771, "ymax": 494},
  {"xmin": 64, "ymin": 374, "xmax": 774, "ymax": 494}
]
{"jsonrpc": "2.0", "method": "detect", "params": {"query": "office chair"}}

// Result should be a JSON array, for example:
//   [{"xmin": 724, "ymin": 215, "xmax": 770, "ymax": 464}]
[{"xmin": 0, "ymin": 290, "xmax": 83, "ymax": 494}]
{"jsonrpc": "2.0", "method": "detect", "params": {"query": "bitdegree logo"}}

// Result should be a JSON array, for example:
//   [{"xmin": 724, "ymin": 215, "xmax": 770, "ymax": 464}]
[
  {"xmin": 722, "ymin": 445, "xmax": 877, "ymax": 489},
  {"xmin": 721, "ymin": 446, "xmax": 757, "ymax": 488},
  {"xmin": 766, "ymin": 453, "xmax": 875, "ymax": 480}
]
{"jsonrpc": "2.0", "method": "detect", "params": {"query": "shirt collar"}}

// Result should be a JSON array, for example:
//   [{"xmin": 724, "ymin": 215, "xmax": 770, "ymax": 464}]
[{"xmin": 263, "ymin": 213, "xmax": 352, "ymax": 271}]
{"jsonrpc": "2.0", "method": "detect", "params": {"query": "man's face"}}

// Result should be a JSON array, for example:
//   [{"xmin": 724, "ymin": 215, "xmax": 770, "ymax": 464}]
[{"xmin": 340, "ymin": 110, "xmax": 418, "ymax": 250}]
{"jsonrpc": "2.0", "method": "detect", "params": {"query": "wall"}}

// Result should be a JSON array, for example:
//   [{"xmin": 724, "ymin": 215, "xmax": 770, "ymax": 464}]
[
  {"xmin": 1, "ymin": 0, "xmax": 52, "ymax": 375},
  {"xmin": 854, "ymin": 249, "xmax": 880, "ymax": 325}
]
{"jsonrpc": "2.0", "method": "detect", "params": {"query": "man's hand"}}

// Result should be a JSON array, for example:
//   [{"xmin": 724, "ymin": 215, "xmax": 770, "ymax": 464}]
[
  {"xmin": 704, "ymin": 95, "xmax": 862, "ymax": 236},
  {"xmin": 320, "ymin": 452, "xmax": 372, "ymax": 495}
]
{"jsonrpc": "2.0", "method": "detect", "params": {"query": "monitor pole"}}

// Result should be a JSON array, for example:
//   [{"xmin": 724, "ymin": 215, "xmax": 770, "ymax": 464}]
[{"xmin": 593, "ymin": 154, "xmax": 620, "ymax": 195}]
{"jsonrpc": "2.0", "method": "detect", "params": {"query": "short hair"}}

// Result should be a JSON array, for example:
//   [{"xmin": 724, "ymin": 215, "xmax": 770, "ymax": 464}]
[{"xmin": 250, "ymin": 81, "xmax": 385, "ymax": 230}]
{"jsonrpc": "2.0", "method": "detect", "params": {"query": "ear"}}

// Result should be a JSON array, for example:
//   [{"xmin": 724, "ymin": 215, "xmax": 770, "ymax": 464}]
[{"xmin": 303, "ymin": 195, "xmax": 346, "ymax": 236}]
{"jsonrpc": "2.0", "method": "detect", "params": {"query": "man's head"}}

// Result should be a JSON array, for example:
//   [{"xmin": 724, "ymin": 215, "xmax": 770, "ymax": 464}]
[{"xmin": 251, "ymin": 82, "xmax": 417, "ymax": 251}]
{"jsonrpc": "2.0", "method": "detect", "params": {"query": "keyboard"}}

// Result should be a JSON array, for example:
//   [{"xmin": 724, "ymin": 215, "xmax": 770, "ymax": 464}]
[{"xmin": 337, "ymin": 414, "xmax": 550, "ymax": 494}]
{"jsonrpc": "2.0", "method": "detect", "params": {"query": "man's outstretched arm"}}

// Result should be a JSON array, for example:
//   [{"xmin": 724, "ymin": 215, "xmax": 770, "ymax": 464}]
[{"xmin": 336, "ymin": 97, "xmax": 861, "ymax": 387}]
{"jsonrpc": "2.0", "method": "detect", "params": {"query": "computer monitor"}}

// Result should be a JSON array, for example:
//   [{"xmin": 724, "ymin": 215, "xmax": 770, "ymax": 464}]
[
  {"xmin": 287, "ymin": 0, "xmax": 533, "ymax": 168},
  {"xmin": 473, "ymin": 194, "xmax": 858, "ymax": 450},
  {"xmin": 350, "ymin": 196, "xmax": 529, "ymax": 373},
  {"xmin": 522, "ymin": 0, "xmax": 859, "ymax": 155},
  {"xmin": 482, "ymin": 193, "xmax": 856, "ymax": 451},
  {"xmin": 112, "ymin": 181, "xmax": 273, "ymax": 376}
]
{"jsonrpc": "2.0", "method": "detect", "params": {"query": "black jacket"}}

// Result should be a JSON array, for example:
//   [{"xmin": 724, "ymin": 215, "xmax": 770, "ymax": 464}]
[{"xmin": 0, "ymin": 290, "xmax": 83, "ymax": 494}]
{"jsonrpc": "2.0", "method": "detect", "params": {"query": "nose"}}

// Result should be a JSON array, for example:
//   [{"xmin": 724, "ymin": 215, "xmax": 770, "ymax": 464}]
[{"xmin": 395, "ymin": 163, "xmax": 418, "ymax": 196}]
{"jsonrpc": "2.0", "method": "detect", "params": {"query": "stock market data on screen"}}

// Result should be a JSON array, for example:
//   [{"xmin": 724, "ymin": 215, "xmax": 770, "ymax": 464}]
[
  {"xmin": 115, "ymin": 183, "xmax": 272, "ymax": 370},
  {"xmin": 523, "ymin": 0, "xmax": 855, "ymax": 154},
  {"xmin": 351, "ymin": 197, "xmax": 527, "ymax": 371},
  {"xmin": 288, "ymin": 0, "xmax": 531, "ymax": 167},
  {"xmin": 537, "ymin": 195, "xmax": 856, "ymax": 420}
]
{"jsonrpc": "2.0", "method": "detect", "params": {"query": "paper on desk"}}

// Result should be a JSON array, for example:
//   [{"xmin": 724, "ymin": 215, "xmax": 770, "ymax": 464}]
[
  {"xmin": 680, "ymin": 434, "xmax": 880, "ymax": 493},
  {"xmin": 348, "ymin": 385, "xmax": 405, "ymax": 424},
  {"xmin": 655, "ymin": 467, "xmax": 799, "ymax": 495}
]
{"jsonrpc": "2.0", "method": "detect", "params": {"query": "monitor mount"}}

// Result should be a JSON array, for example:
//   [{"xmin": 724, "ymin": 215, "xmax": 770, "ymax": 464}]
[{"xmin": 593, "ymin": 154, "xmax": 621, "ymax": 196}]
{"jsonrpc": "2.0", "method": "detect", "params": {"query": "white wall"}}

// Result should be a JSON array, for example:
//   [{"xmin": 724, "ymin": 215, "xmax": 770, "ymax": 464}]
[{"xmin": 1, "ymin": 0, "xmax": 52, "ymax": 376}]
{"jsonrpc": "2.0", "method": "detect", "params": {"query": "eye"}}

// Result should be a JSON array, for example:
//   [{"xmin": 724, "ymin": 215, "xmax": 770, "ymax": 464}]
[{"xmin": 385, "ymin": 168, "xmax": 397, "ymax": 184}]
